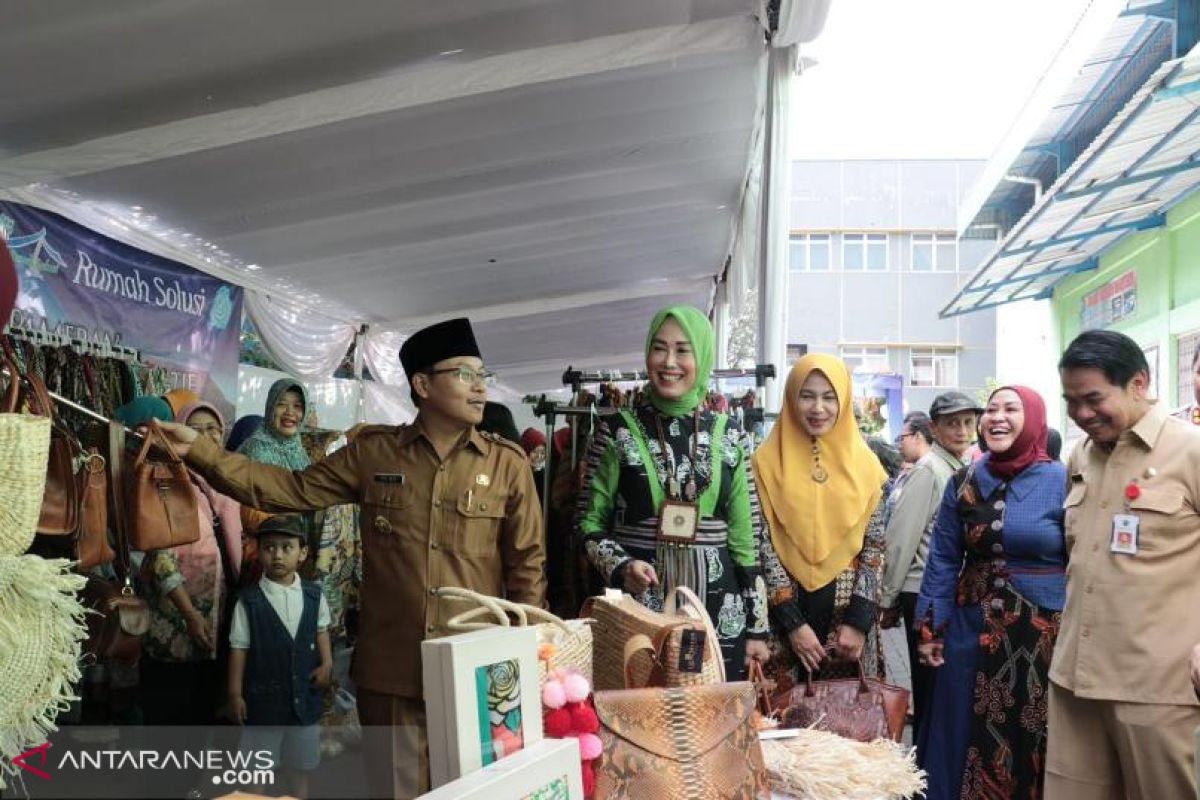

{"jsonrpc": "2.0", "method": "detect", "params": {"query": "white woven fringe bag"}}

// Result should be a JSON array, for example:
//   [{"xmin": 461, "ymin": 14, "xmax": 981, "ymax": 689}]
[{"xmin": 0, "ymin": 413, "xmax": 87, "ymax": 790}]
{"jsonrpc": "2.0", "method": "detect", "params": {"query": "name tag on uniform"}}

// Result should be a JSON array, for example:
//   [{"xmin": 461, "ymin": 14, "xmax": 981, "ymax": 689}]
[
  {"xmin": 373, "ymin": 472, "xmax": 405, "ymax": 485},
  {"xmin": 1110, "ymin": 514, "xmax": 1139, "ymax": 555}
]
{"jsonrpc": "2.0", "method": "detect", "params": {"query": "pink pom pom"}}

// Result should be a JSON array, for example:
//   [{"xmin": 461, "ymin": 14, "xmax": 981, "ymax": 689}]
[
  {"xmin": 563, "ymin": 672, "xmax": 591, "ymax": 703},
  {"xmin": 577, "ymin": 732, "xmax": 603, "ymax": 760},
  {"xmin": 542, "ymin": 679, "xmax": 567, "ymax": 709},
  {"xmin": 544, "ymin": 708, "xmax": 572, "ymax": 738},
  {"xmin": 570, "ymin": 703, "xmax": 600, "ymax": 734}
]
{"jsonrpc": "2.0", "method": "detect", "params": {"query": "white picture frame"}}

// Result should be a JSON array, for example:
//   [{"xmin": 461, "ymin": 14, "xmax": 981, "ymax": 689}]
[
  {"xmin": 422, "ymin": 626, "xmax": 544, "ymax": 787},
  {"xmin": 417, "ymin": 739, "xmax": 584, "ymax": 800}
]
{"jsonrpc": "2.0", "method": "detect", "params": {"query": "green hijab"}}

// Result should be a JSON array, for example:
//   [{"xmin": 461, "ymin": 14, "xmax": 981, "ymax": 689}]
[
  {"xmin": 237, "ymin": 379, "xmax": 311, "ymax": 471},
  {"xmin": 114, "ymin": 396, "xmax": 174, "ymax": 427},
  {"xmin": 644, "ymin": 305, "xmax": 715, "ymax": 416}
]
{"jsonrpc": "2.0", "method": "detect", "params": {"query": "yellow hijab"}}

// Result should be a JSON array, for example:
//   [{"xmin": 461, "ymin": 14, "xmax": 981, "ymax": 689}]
[{"xmin": 753, "ymin": 354, "xmax": 886, "ymax": 591}]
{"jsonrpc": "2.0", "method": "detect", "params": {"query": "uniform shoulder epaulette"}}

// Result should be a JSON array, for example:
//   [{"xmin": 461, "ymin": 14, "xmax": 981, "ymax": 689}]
[{"xmin": 480, "ymin": 431, "xmax": 527, "ymax": 458}]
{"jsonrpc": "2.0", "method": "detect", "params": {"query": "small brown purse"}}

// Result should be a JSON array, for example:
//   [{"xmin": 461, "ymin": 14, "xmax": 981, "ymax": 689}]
[
  {"xmin": 126, "ymin": 422, "xmax": 199, "ymax": 551},
  {"xmin": 593, "ymin": 682, "xmax": 769, "ymax": 799},
  {"xmin": 780, "ymin": 661, "xmax": 909, "ymax": 743}
]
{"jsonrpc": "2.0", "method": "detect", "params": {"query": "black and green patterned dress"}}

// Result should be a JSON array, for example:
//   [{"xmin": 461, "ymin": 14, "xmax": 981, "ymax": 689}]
[{"xmin": 575, "ymin": 404, "xmax": 769, "ymax": 679}]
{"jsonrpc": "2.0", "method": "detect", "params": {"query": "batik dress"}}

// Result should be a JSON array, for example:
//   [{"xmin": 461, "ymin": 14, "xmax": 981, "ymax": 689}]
[
  {"xmin": 577, "ymin": 404, "xmax": 769, "ymax": 679},
  {"xmin": 758, "ymin": 498, "xmax": 888, "ymax": 684},
  {"xmin": 916, "ymin": 457, "xmax": 1067, "ymax": 800}
]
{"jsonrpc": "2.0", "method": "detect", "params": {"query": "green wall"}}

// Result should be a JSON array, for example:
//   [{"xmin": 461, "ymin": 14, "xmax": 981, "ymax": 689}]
[{"xmin": 1054, "ymin": 187, "xmax": 1200, "ymax": 407}]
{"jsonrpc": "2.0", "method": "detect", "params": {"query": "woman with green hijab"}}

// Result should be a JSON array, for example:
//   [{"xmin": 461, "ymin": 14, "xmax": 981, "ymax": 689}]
[
  {"xmin": 236, "ymin": 379, "xmax": 311, "ymax": 471},
  {"xmin": 576, "ymin": 305, "xmax": 770, "ymax": 679}
]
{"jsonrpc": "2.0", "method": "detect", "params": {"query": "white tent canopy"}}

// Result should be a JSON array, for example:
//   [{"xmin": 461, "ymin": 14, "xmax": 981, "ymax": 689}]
[{"xmin": 2, "ymin": 0, "xmax": 776, "ymax": 398}]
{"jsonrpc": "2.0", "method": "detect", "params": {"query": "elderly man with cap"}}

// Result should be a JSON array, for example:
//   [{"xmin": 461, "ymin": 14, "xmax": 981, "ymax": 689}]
[
  {"xmin": 928, "ymin": 390, "xmax": 983, "ymax": 471},
  {"xmin": 158, "ymin": 317, "xmax": 545, "ymax": 799}
]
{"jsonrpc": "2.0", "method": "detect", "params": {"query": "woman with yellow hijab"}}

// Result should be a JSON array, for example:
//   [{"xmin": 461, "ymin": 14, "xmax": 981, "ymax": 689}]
[{"xmin": 754, "ymin": 353, "xmax": 888, "ymax": 678}]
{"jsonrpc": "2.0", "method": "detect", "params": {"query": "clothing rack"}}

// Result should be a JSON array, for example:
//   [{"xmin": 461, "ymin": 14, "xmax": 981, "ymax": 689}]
[
  {"xmin": 561, "ymin": 364, "xmax": 776, "ymax": 393},
  {"xmin": 0, "ymin": 363, "xmax": 147, "ymax": 439}
]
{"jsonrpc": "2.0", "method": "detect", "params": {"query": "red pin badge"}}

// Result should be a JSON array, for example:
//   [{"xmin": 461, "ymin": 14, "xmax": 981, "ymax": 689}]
[{"xmin": 1124, "ymin": 481, "xmax": 1141, "ymax": 501}]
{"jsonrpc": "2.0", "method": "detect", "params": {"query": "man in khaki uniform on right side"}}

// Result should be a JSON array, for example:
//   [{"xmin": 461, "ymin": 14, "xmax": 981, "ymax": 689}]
[{"xmin": 1049, "ymin": 329, "xmax": 1200, "ymax": 799}]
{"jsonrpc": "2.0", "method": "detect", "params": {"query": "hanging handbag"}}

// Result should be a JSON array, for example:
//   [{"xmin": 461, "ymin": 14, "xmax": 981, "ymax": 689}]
[
  {"xmin": 76, "ymin": 447, "xmax": 113, "ymax": 570},
  {"xmin": 583, "ymin": 586, "xmax": 724, "ymax": 691},
  {"xmin": 126, "ymin": 421, "xmax": 200, "ymax": 551},
  {"xmin": 593, "ymin": 681, "xmax": 769, "ymax": 799},
  {"xmin": 436, "ymin": 586, "xmax": 593, "ymax": 687},
  {"xmin": 81, "ymin": 422, "xmax": 150, "ymax": 665},
  {"xmin": 20, "ymin": 367, "xmax": 80, "ymax": 537},
  {"xmin": 780, "ymin": 660, "xmax": 909, "ymax": 743}
]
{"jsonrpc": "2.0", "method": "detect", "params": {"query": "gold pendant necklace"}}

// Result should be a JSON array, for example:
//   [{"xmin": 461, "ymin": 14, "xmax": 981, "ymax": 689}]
[{"xmin": 811, "ymin": 441, "xmax": 828, "ymax": 483}]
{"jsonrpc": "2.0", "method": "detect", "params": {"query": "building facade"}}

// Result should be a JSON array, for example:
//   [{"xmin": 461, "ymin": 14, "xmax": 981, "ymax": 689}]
[{"xmin": 787, "ymin": 159, "xmax": 996, "ymax": 418}]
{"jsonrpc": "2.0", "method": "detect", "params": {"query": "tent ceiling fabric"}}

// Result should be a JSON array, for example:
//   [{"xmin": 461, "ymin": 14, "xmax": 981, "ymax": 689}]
[{"xmin": 0, "ymin": 0, "xmax": 766, "ymax": 394}]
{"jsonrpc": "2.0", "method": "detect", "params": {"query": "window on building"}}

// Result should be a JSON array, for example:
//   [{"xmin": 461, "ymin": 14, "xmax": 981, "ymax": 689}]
[
  {"xmin": 789, "ymin": 233, "xmax": 832, "ymax": 272},
  {"xmin": 911, "ymin": 233, "xmax": 958, "ymax": 271},
  {"xmin": 840, "ymin": 346, "xmax": 890, "ymax": 375},
  {"xmin": 910, "ymin": 348, "xmax": 959, "ymax": 387},
  {"xmin": 843, "ymin": 233, "xmax": 887, "ymax": 271}
]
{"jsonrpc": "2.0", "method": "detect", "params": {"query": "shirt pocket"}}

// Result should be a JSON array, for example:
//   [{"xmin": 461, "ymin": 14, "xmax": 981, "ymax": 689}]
[
  {"xmin": 452, "ymin": 491, "xmax": 506, "ymax": 556},
  {"xmin": 1063, "ymin": 478, "xmax": 1087, "ymax": 552},
  {"xmin": 362, "ymin": 481, "xmax": 413, "ymax": 545},
  {"xmin": 1127, "ymin": 488, "xmax": 1184, "ymax": 552}
]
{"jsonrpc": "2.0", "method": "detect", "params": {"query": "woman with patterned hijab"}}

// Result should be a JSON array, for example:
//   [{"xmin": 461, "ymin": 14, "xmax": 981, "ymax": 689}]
[
  {"xmin": 753, "ymin": 354, "xmax": 888, "ymax": 684},
  {"xmin": 576, "ymin": 305, "xmax": 770, "ymax": 679}
]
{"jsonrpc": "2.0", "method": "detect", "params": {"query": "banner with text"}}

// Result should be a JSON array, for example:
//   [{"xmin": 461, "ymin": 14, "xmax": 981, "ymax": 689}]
[{"xmin": 0, "ymin": 202, "xmax": 243, "ymax": 421}]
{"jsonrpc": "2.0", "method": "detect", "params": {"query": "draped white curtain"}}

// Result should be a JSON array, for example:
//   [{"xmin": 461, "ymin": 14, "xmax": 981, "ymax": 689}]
[{"xmin": 244, "ymin": 291, "xmax": 358, "ymax": 380}]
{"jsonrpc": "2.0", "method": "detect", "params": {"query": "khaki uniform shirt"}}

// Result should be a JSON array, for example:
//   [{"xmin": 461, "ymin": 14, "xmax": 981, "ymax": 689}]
[
  {"xmin": 1050, "ymin": 403, "xmax": 1200, "ymax": 705},
  {"xmin": 188, "ymin": 423, "xmax": 546, "ymax": 699}
]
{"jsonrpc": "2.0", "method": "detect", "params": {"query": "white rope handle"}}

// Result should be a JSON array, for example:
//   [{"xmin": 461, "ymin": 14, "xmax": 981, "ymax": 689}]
[{"xmin": 435, "ymin": 586, "xmax": 521, "ymax": 631}]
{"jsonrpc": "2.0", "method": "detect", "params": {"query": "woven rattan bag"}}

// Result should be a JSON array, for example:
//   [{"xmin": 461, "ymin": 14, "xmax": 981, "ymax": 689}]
[
  {"xmin": 582, "ymin": 587, "xmax": 725, "ymax": 691},
  {"xmin": 0, "ymin": 413, "xmax": 52, "ymax": 557},
  {"xmin": 434, "ymin": 586, "xmax": 593, "ymax": 686}
]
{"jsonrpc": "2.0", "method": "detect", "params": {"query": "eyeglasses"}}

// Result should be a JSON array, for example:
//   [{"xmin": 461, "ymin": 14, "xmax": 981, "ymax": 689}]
[
  {"xmin": 894, "ymin": 432, "xmax": 914, "ymax": 445},
  {"xmin": 425, "ymin": 365, "xmax": 497, "ymax": 386}
]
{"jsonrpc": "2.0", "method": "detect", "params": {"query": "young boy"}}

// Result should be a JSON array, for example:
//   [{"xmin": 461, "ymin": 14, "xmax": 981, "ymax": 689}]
[{"xmin": 229, "ymin": 514, "xmax": 332, "ymax": 797}]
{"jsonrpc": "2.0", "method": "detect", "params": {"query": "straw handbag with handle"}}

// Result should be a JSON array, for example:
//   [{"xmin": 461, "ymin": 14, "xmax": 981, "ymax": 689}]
[
  {"xmin": 582, "ymin": 586, "xmax": 725, "ymax": 691},
  {"xmin": 434, "ymin": 586, "xmax": 593, "ymax": 687}
]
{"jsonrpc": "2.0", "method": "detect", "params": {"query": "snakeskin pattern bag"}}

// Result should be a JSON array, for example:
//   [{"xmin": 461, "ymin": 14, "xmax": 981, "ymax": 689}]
[{"xmin": 593, "ymin": 681, "xmax": 768, "ymax": 799}]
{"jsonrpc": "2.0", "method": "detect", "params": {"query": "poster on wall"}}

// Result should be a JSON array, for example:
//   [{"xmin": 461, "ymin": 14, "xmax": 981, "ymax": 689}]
[
  {"xmin": 852, "ymin": 372, "xmax": 904, "ymax": 442},
  {"xmin": 1080, "ymin": 269, "xmax": 1137, "ymax": 330},
  {"xmin": 0, "ymin": 202, "xmax": 244, "ymax": 421}
]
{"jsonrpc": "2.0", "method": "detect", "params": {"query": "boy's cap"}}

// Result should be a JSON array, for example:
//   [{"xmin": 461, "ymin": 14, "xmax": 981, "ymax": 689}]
[
  {"xmin": 255, "ymin": 515, "xmax": 307, "ymax": 541},
  {"xmin": 929, "ymin": 391, "xmax": 983, "ymax": 420}
]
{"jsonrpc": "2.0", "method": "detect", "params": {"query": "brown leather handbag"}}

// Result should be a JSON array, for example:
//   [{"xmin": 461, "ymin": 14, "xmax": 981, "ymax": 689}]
[
  {"xmin": 81, "ymin": 422, "xmax": 150, "ymax": 665},
  {"xmin": 780, "ymin": 662, "xmax": 909, "ymax": 743},
  {"xmin": 593, "ymin": 681, "xmax": 769, "ymax": 799},
  {"xmin": 126, "ymin": 422, "xmax": 199, "ymax": 551},
  {"xmin": 76, "ymin": 447, "xmax": 113, "ymax": 570},
  {"xmin": 20, "ymin": 368, "xmax": 80, "ymax": 537}
]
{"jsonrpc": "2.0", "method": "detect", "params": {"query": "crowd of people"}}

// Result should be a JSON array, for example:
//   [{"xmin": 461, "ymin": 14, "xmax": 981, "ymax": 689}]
[{"xmin": 62, "ymin": 303, "xmax": 1200, "ymax": 800}]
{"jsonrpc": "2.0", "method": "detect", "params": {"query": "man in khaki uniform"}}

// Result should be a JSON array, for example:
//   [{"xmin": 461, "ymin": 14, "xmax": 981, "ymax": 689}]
[
  {"xmin": 161, "ymin": 317, "xmax": 545, "ymax": 799},
  {"xmin": 1049, "ymin": 329, "xmax": 1200, "ymax": 799}
]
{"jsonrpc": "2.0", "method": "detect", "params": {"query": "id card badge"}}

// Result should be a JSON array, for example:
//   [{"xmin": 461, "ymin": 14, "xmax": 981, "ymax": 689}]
[
  {"xmin": 1110, "ymin": 513, "xmax": 1140, "ymax": 555},
  {"xmin": 658, "ymin": 500, "xmax": 699, "ymax": 543}
]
